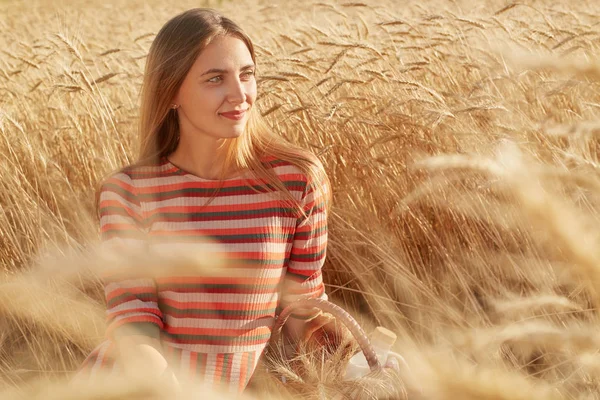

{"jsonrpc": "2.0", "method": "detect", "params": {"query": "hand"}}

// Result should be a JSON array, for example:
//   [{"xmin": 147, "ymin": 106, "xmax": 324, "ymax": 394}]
[
  {"xmin": 302, "ymin": 312, "xmax": 336, "ymax": 342},
  {"xmin": 116, "ymin": 336, "xmax": 181, "ymax": 394},
  {"xmin": 302, "ymin": 313, "xmax": 355, "ymax": 357},
  {"xmin": 159, "ymin": 366, "xmax": 182, "ymax": 394}
]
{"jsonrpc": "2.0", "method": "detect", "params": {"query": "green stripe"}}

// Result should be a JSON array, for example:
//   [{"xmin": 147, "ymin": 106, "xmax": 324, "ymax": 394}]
[
  {"xmin": 221, "ymin": 354, "xmax": 231, "ymax": 384},
  {"xmin": 145, "ymin": 207, "xmax": 297, "ymax": 222},
  {"xmin": 212, "ymin": 233, "xmax": 293, "ymax": 241},
  {"xmin": 290, "ymin": 248, "xmax": 326, "ymax": 260},
  {"xmin": 247, "ymin": 351, "xmax": 254, "ymax": 380},
  {"xmin": 106, "ymin": 292, "xmax": 156, "ymax": 308},
  {"xmin": 262, "ymin": 158, "xmax": 286, "ymax": 167},
  {"xmin": 196, "ymin": 352, "xmax": 207, "ymax": 378},
  {"xmin": 294, "ymin": 225, "xmax": 327, "ymax": 238},
  {"xmin": 162, "ymin": 331, "xmax": 271, "ymax": 343},
  {"xmin": 102, "ymin": 182, "xmax": 137, "ymax": 201},
  {"xmin": 303, "ymin": 202, "xmax": 327, "ymax": 215}
]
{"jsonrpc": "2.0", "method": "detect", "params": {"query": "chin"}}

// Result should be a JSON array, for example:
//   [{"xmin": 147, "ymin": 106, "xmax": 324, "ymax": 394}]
[
  {"xmin": 216, "ymin": 131, "xmax": 243, "ymax": 140},
  {"xmin": 228, "ymin": 126, "xmax": 247, "ymax": 138}
]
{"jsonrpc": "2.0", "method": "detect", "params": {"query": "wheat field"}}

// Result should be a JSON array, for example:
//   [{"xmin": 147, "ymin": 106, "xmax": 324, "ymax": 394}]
[{"xmin": 2, "ymin": 0, "xmax": 600, "ymax": 398}]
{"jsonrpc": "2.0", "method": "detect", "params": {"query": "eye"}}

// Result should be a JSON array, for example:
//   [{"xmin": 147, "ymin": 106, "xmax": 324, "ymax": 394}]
[
  {"xmin": 207, "ymin": 75, "xmax": 222, "ymax": 83},
  {"xmin": 241, "ymin": 70, "xmax": 255, "ymax": 79}
]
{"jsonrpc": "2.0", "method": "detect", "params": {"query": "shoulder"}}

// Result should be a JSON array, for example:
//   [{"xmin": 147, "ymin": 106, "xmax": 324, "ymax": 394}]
[
  {"xmin": 98, "ymin": 169, "xmax": 139, "ymax": 209},
  {"xmin": 260, "ymin": 153, "xmax": 326, "ymax": 187},
  {"xmin": 100, "ymin": 157, "xmax": 172, "ymax": 192},
  {"xmin": 100, "ymin": 164, "xmax": 143, "ymax": 191},
  {"xmin": 95, "ymin": 158, "xmax": 172, "ymax": 220},
  {"xmin": 98, "ymin": 162, "xmax": 154, "ymax": 205}
]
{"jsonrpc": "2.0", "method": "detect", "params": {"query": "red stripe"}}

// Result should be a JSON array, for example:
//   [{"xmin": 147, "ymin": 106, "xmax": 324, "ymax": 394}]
[
  {"xmin": 147, "ymin": 210, "xmax": 291, "ymax": 221},
  {"xmin": 190, "ymin": 350, "xmax": 197, "ymax": 376},
  {"xmin": 162, "ymin": 335, "xmax": 269, "ymax": 347},
  {"xmin": 106, "ymin": 315, "xmax": 163, "ymax": 334},
  {"xmin": 156, "ymin": 276, "xmax": 281, "ymax": 285},
  {"xmin": 107, "ymin": 307, "xmax": 161, "ymax": 318},
  {"xmin": 199, "ymin": 353, "xmax": 207, "ymax": 378},
  {"xmin": 152, "ymin": 226, "xmax": 295, "ymax": 236},
  {"xmin": 213, "ymin": 354, "xmax": 224, "ymax": 387},
  {"xmin": 224, "ymin": 354, "xmax": 234, "ymax": 389},
  {"xmin": 133, "ymin": 171, "xmax": 306, "ymax": 193},
  {"xmin": 238, "ymin": 352, "xmax": 248, "ymax": 393},
  {"xmin": 160, "ymin": 297, "xmax": 278, "ymax": 311},
  {"xmin": 148, "ymin": 199, "xmax": 287, "ymax": 214}
]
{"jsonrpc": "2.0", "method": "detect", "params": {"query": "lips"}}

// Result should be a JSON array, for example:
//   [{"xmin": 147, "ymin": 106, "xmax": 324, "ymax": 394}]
[{"xmin": 219, "ymin": 109, "xmax": 247, "ymax": 120}]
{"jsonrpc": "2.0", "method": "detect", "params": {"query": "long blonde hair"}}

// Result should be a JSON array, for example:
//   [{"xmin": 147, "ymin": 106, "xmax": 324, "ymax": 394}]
[{"xmin": 97, "ymin": 8, "xmax": 331, "ymax": 220}]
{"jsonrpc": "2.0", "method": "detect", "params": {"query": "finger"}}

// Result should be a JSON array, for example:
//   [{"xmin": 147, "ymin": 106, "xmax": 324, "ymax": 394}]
[{"xmin": 303, "ymin": 314, "xmax": 335, "ymax": 339}]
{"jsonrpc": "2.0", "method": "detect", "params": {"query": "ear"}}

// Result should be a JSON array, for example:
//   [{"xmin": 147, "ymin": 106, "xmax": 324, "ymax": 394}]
[{"xmin": 171, "ymin": 90, "xmax": 181, "ymax": 108}]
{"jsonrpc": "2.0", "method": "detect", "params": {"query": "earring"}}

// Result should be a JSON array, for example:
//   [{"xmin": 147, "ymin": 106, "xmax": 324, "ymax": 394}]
[{"xmin": 171, "ymin": 104, "xmax": 179, "ymax": 109}]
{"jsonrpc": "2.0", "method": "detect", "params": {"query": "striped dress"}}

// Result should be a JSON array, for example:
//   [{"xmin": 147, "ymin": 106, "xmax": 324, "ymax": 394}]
[{"xmin": 74, "ymin": 155, "xmax": 329, "ymax": 394}]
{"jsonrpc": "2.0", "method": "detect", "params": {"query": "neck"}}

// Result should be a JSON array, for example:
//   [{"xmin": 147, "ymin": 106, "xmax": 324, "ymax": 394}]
[{"xmin": 169, "ymin": 132, "xmax": 232, "ymax": 180}]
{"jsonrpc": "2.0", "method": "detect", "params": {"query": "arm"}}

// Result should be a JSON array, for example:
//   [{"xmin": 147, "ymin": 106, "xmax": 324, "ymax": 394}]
[
  {"xmin": 98, "ymin": 173, "xmax": 170, "ymax": 379},
  {"xmin": 279, "ymin": 169, "xmax": 330, "ymax": 343}
]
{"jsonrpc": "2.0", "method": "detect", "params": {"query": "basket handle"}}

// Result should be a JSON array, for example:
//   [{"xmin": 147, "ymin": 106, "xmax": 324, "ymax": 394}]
[{"xmin": 270, "ymin": 298, "xmax": 382, "ymax": 373}]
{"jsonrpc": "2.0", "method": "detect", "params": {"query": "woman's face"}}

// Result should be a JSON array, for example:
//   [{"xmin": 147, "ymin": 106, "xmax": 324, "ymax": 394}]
[{"xmin": 173, "ymin": 35, "xmax": 257, "ymax": 140}]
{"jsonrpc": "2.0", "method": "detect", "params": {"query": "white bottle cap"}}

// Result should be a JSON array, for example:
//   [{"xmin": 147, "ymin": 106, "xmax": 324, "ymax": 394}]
[{"xmin": 370, "ymin": 327, "xmax": 397, "ymax": 348}]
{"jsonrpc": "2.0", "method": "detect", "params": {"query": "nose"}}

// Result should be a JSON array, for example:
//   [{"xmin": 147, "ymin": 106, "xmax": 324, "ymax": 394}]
[{"xmin": 227, "ymin": 77, "xmax": 246, "ymax": 104}]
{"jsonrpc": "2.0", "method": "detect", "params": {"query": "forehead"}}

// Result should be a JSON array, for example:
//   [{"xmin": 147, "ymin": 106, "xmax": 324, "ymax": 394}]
[{"xmin": 191, "ymin": 35, "xmax": 254, "ymax": 72}]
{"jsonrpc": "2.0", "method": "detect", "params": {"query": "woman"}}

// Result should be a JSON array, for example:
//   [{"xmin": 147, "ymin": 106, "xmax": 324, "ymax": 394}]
[{"xmin": 75, "ymin": 8, "xmax": 337, "ymax": 394}]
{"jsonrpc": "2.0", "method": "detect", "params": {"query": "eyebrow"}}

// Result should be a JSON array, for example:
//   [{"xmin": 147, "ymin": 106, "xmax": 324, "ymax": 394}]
[{"xmin": 200, "ymin": 64, "xmax": 255, "ymax": 76}]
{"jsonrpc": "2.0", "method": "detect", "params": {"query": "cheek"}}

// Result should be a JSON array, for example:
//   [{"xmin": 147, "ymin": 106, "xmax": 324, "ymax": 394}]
[
  {"xmin": 197, "ymin": 88, "xmax": 225, "ymax": 111},
  {"xmin": 247, "ymin": 82, "xmax": 258, "ymax": 103}
]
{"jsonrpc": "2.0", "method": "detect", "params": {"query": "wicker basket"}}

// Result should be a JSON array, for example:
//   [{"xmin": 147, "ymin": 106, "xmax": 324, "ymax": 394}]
[{"xmin": 270, "ymin": 297, "xmax": 383, "ymax": 373}]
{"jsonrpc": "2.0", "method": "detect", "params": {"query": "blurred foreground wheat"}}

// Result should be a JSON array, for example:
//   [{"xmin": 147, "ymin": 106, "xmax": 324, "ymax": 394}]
[{"xmin": 2, "ymin": 0, "xmax": 600, "ymax": 398}]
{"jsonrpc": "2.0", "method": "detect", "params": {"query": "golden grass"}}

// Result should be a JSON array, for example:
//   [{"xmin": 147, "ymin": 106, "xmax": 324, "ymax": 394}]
[{"xmin": 2, "ymin": 0, "xmax": 600, "ymax": 398}]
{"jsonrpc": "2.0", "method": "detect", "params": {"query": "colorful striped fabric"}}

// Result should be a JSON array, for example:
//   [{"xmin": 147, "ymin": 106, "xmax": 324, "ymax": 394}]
[{"xmin": 74, "ymin": 156, "xmax": 329, "ymax": 393}]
